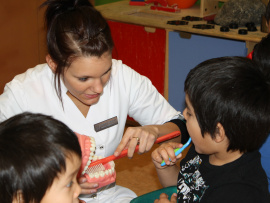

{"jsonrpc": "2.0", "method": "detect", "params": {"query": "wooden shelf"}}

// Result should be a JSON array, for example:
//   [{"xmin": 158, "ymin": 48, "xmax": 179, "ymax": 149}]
[{"xmin": 96, "ymin": 1, "xmax": 266, "ymax": 43}]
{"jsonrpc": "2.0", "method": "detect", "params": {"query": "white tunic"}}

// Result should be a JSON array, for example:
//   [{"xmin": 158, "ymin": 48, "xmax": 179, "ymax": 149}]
[{"xmin": 0, "ymin": 59, "xmax": 180, "ymax": 202}]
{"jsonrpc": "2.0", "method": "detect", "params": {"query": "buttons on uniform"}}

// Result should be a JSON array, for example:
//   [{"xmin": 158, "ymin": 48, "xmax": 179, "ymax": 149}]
[{"xmin": 99, "ymin": 145, "xmax": 104, "ymax": 150}]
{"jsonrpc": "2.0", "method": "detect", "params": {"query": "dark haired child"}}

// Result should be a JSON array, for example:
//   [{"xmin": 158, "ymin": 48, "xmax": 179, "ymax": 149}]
[
  {"xmin": 251, "ymin": 33, "xmax": 270, "ymax": 192},
  {"xmin": 0, "ymin": 112, "xmax": 82, "ymax": 203},
  {"xmin": 152, "ymin": 57, "xmax": 270, "ymax": 202}
]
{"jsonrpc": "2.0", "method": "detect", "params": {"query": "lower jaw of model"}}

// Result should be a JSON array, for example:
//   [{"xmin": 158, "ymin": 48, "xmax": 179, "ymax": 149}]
[{"xmin": 76, "ymin": 133, "xmax": 116, "ymax": 190}]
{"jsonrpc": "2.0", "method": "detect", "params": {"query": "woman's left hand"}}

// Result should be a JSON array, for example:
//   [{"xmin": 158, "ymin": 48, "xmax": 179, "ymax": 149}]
[{"xmin": 114, "ymin": 125, "xmax": 158, "ymax": 157}]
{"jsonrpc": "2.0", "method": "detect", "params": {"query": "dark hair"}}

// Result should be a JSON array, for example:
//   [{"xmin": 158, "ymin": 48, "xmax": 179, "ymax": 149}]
[
  {"xmin": 184, "ymin": 57, "xmax": 270, "ymax": 153},
  {"xmin": 253, "ymin": 33, "xmax": 270, "ymax": 78},
  {"xmin": 0, "ymin": 112, "xmax": 81, "ymax": 202},
  {"xmin": 40, "ymin": 0, "xmax": 114, "ymax": 102},
  {"xmin": 266, "ymin": 1, "xmax": 270, "ymax": 23}
]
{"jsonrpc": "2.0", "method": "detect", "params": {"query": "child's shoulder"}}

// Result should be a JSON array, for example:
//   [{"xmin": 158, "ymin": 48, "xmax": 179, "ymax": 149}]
[
  {"xmin": 179, "ymin": 147, "xmax": 269, "ymax": 202},
  {"xmin": 208, "ymin": 151, "xmax": 269, "ymax": 202}
]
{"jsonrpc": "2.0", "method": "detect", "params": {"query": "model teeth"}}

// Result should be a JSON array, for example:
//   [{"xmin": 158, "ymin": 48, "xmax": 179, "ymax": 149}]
[
  {"xmin": 94, "ymin": 172, "xmax": 99, "ymax": 178},
  {"xmin": 81, "ymin": 138, "xmax": 96, "ymax": 175},
  {"xmin": 89, "ymin": 173, "xmax": 94, "ymax": 178},
  {"xmin": 80, "ymin": 135, "xmax": 116, "ymax": 180},
  {"xmin": 109, "ymin": 161, "xmax": 115, "ymax": 168},
  {"xmin": 100, "ymin": 171, "xmax": 105, "ymax": 177},
  {"xmin": 86, "ymin": 166, "xmax": 115, "ymax": 178}
]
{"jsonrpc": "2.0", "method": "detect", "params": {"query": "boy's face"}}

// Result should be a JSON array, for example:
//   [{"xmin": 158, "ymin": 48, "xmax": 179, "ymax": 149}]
[
  {"xmin": 41, "ymin": 153, "xmax": 82, "ymax": 203},
  {"xmin": 183, "ymin": 95, "xmax": 216, "ymax": 154}
]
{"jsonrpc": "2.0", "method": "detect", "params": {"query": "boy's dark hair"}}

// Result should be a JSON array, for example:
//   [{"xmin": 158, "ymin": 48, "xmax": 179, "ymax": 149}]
[
  {"xmin": 266, "ymin": 1, "xmax": 270, "ymax": 23},
  {"xmin": 253, "ymin": 33, "xmax": 270, "ymax": 77},
  {"xmin": 40, "ymin": 0, "xmax": 114, "ymax": 103},
  {"xmin": 185, "ymin": 57, "xmax": 270, "ymax": 153},
  {"xmin": 0, "ymin": 112, "xmax": 81, "ymax": 202}
]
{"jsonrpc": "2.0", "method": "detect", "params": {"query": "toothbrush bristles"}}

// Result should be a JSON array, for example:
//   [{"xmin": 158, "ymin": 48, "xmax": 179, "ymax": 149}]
[{"xmin": 85, "ymin": 163, "xmax": 105, "ymax": 174}]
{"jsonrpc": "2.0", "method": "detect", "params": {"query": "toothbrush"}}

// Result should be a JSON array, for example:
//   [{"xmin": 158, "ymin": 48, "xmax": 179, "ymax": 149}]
[
  {"xmin": 87, "ymin": 131, "xmax": 181, "ymax": 173},
  {"xmin": 160, "ymin": 137, "xmax": 192, "ymax": 166}
]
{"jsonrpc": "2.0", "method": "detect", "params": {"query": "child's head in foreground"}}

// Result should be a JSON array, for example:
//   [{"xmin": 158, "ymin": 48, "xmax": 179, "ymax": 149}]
[
  {"xmin": 0, "ymin": 112, "xmax": 82, "ymax": 203},
  {"xmin": 183, "ymin": 56, "xmax": 270, "ymax": 154}
]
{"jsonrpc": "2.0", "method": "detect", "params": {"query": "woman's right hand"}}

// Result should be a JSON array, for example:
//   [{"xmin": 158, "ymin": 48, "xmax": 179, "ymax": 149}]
[
  {"xmin": 78, "ymin": 176, "xmax": 98, "ymax": 194},
  {"xmin": 151, "ymin": 142, "xmax": 183, "ymax": 169}
]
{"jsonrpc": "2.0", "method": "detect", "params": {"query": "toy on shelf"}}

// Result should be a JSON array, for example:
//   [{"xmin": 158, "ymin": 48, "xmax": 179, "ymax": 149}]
[
  {"xmin": 145, "ymin": 0, "xmax": 180, "ymax": 13},
  {"xmin": 129, "ymin": 1, "xmax": 219, "ymax": 17},
  {"xmin": 167, "ymin": 0, "xmax": 197, "ymax": 9}
]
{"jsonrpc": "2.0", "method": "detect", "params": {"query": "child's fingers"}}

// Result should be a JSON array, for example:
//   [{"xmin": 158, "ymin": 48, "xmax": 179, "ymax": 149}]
[
  {"xmin": 159, "ymin": 193, "xmax": 169, "ymax": 199},
  {"xmin": 170, "ymin": 193, "xmax": 178, "ymax": 203},
  {"xmin": 152, "ymin": 142, "xmax": 183, "ymax": 166},
  {"xmin": 154, "ymin": 193, "xmax": 169, "ymax": 203}
]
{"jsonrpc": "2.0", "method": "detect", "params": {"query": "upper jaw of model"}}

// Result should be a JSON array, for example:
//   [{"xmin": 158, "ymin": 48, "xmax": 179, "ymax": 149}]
[{"xmin": 76, "ymin": 133, "xmax": 116, "ymax": 189}]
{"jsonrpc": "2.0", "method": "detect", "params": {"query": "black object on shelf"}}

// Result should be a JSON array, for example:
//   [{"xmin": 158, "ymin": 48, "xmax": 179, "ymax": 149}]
[
  {"xmin": 229, "ymin": 23, "xmax": 238, "ymax": 29},
  {"xmin": 245, "ymin": 22, "xmax": 257, "ymax": 32},
  {"xmin": 182, "ymin": 16, "xmax": 203, "ymax": 21},
  {"xmin": 247, "ymin": 26, "xmax": 257, "ymax": 32},
  {"xmin": 207, "ymin": 20, "xmax": 216, "ymax": 25},
  {"xmin": 220, "ymin": 26, "xmax": 230, "ymax": 32},
  {"xmin": 238, "ymin": 29, "xmax": 248, "ymax": 35},
  {"xmin": 193, "ymin": 24, "xmax": 215, "ymax": 29},
  {"xmin": 167, "ymin": 20, "xmax": 188, "ymax": 25},
  {"xmin": 245, "ymin": 22, "xmax": 255, "ymax": 28}
]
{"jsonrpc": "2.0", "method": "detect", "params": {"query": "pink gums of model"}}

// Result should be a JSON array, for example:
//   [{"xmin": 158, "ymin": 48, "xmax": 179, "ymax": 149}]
[{"xmin": 76, "ymin": 133, "xmax": 116, "ymax": 189}]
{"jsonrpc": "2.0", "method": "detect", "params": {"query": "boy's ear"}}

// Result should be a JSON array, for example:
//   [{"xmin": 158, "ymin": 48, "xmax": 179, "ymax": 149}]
[
  {"xmin": 46, "ymin": 54, "xmax": 57, "ymax": 73},
  {"xmin": 214, "ymin": 123, "xmax": 226, "ymax": 143}
]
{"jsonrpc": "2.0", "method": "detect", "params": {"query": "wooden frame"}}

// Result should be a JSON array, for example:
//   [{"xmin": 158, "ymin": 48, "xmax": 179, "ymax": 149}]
[{"xmin": 200, "ymin": 0, "xmax": 219, "ymax": 17}]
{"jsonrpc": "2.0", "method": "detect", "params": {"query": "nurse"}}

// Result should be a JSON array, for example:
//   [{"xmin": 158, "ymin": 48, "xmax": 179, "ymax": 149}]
[{"xmin": 0, "ymin": 0, "xmax": 186, "ymax": 202}]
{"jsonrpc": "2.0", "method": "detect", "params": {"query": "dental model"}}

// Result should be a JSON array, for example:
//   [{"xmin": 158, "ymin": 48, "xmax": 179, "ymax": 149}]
[{"xmin": 76, "ymin": 133, "xmax": 116, "ymax": 189}]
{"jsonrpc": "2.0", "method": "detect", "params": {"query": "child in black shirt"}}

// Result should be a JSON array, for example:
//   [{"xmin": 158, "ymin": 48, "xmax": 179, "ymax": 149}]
[{"xmin": 152, "ymin": 57, "xmax": 270, "ymax": 203}]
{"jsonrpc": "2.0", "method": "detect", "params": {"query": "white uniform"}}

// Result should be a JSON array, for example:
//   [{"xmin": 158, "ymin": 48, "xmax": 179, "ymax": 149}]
[{"xmin": 0, "ymin": 59, "xmax": 181, "ymax": 202}]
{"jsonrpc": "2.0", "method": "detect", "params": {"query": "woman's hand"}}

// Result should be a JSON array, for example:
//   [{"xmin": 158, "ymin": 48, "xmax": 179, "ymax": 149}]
[
  {"xmin": 78, "ymin": 176, "xmax": 98, "ymax": 194},
  {"xmin": 114, "ymin": 125, "xmax": 159, "ymax": 157},
  {"xmin": 154, "ymin": 193, "xmax": 177, "ymax": 203},
  {"xmin": 152, "ymin": 142, "xmax": 183, "ymax": 169}
]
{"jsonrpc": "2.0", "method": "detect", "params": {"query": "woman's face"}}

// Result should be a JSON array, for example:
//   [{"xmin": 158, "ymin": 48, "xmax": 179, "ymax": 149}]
[{"xmin": 63, "ymin": 51, "xmax": 112, "ymax": 106}]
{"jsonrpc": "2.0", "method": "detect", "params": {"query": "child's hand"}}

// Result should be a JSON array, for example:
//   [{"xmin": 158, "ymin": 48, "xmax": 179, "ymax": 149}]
[
  {"xmin": 154, "ymin": 193, "xmax": 177, "ymax": 203},
  {"xmin": 152, "ymin": 142, "xmax": 183, "ymax": 169}
]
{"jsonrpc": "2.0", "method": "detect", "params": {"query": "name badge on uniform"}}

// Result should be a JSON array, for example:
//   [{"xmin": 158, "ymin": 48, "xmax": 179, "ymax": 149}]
[{"xmin": 94, "ymin": 116, "xmax": 118, "ymax": 132}]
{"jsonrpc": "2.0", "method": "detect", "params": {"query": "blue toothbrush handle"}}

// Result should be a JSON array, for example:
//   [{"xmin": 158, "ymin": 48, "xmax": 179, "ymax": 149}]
[{"xmin": 160, "ymin": 137, "xmax": 192, "ymax": 166}]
